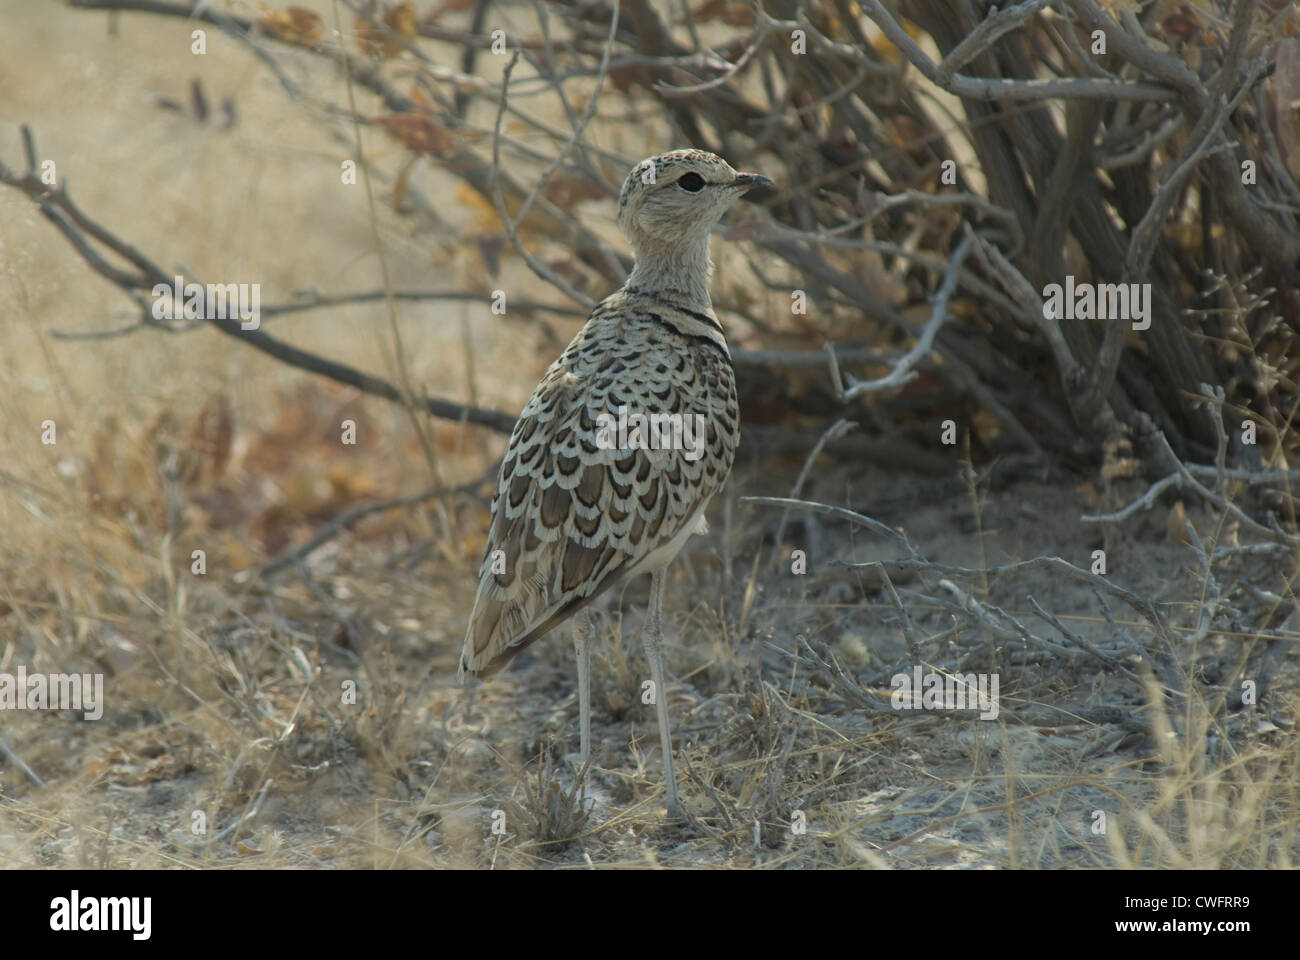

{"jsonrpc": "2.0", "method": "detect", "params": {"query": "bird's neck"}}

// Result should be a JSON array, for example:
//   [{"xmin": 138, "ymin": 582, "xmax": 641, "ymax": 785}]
[{"xmin": 626, "ymin": 234, "xmax": 714, "ymax": 309}]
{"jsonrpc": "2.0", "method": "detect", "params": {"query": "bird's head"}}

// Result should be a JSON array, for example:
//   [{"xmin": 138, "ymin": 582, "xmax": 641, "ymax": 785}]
[{"xmin": 617, "ymin": 149, "xmax": 771, "ymax": 261}]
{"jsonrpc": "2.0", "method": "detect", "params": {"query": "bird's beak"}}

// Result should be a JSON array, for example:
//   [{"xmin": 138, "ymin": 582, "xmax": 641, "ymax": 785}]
[{"xmin": 732, "ymin": 172, "xmax": 773, "ymax": 192}]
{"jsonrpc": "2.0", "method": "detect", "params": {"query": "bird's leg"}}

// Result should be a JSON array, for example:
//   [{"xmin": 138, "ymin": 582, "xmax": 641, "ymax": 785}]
[
  {"xmin": 644, "ymin": 570, "xmax": 680, "ymax": 817},
  {"xmin": 573, "ymin": 607, "xmax": 593, "ymax": 769}
]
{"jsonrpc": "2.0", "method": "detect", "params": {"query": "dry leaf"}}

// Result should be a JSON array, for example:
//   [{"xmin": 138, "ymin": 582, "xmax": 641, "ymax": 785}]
[
  {"xmin": 871, "ymin": 18, "xmax": 927, "ymax": 66},
  {"xmin": 393, "ymin": 158, "xmax": 414, "ymax": 210},
  {"xmin": 456, "ymin": 181, "xmax": 504, "ymax": 232},
  {"xmin": 1166, "ymin": 500, "xmax": 1193, "ymax": 545},
  {"xmin": 184, "ymin": 393, "xmax": 233, "ymax": 489},
  {"xmin": 357, "ymin": 2, "xmax": 417, "ymax": 58},
  {"xmin": 326, "ymin": 465, "xmax": 379, "ymax": 502},
  {"xmin": 477, "ymin": 233, "xmax": 505, "ymax": 277},
  {"xmin": 607, "ymin": 65, "xmax": 637, "ymax": 95},
  {"xmin": 1101, "ymin": 456, "xmax": 1142, "ymax": 481},
  {"xmin": 259, "ymin": 6, "xmax": 325, "ymax": 47},
  {"xmin": 409, "ymin": 80, "xmax": 438, "ymax": 114},
  {"xmin": 1101, "ymin": 438, "xmax": 1141, "ymax": 480},
  {"xmin": 424, "ymin": 0, "xmax": 476, "ymax": 23},
  {"xmin": 385, "ymin": 1, "xmax": 418, "ymax": 39},
  {"xmin": 542, "ymin": 173, "xmax": 605, "ymax": 211},
  {"xmin": 693, "ymin": 0, "xmax": 752, "ymax": 26},
  {"xmin": 374, "ymin": 113, "xmax": 456, "ymax": 157},
  {"xmin": 1077, "ymin": 481, "xmax": 1100, "ymax": 507},
  {"xmin": 971, "ymin": 407, "xmax": 1003, "ymax": 444}
]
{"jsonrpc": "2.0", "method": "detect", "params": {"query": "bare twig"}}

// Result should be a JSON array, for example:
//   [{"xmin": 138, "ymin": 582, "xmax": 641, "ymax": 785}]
[
  {"xmin": 1152, "ymin": 431, "xmax": 1300, "ymax": 548},
  {"xmin": 1081, "ymin": 476, "xmax": 1181, "ymax": 523},
  {"xmin": 0, "ymin": 735, "xmax": 46, "ymax": 789},
  {"xmin": 935, "ymin": 0, "xmax": 1052, "ymax": 88},
  {"xmin": 259, "ymin": 289, "xmax": 587, "ymax": 320},
  {"xmin": 770, "ymin": 419, "xmax": 857, "ymax": 566},
  {"xmin": 510, "ymin": 2, "xmax": 619, "ymax": 230},
  {"xmin": 859, "ymin": 0, "xmax": 1177, "ymax": 101},
  {"xmin": 490, "ymin": 51, "xmax": 596, "ymax": 310},
  {"xmin": 827, "ymin": 230, "xmax": 972, "ymax": 400},
  {"xmin": 1028, "ymin": 596, "xmax": 1140, "ymax": 680},
  {"xmin": 0, "ymin": 128, "xmax": 519, "ymax": 435},
  {"xmin": 654, "ymin": 25, "xmax": 767, "ymax": 97},
  {"xmin": 742, "ymin": 495, "xmax": 919, "ymax": 559},
  {"xmin": 258, "ymin": 468, "xmax": 495, "ymax": 579},
  {"xmin": 334, "ymin": 2, "xmax": 446, "ymax": 496}
]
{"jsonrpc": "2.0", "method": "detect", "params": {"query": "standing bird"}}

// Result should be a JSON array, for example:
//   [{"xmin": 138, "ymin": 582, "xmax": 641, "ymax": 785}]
[{"xmin": 459, "ymin": 149, "xmax": 770, "ymax": 816}]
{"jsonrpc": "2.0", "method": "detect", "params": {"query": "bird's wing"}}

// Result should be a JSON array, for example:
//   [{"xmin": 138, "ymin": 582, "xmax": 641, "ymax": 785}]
[{"xmin": 459, "ymin": 313, "xmax": 734, "ymax": 677}]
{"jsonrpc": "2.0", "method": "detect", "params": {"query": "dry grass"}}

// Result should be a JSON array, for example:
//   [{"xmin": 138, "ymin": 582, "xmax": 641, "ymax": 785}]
[{"xmin": 1, "ymin": 1, "xmax": 1297, "ymax": 869}]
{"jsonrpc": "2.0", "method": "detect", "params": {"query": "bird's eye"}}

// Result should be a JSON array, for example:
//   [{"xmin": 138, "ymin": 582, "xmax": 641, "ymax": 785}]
[{"xmin": 676, "ymin": 172, "xmax": 705, "ymax": 192}]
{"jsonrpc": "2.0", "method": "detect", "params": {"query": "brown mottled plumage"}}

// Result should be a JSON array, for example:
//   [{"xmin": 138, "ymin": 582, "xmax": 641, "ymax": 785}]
[{"xmin": 460, "ymin": 149, "xmax": 770, "ymax": 815}]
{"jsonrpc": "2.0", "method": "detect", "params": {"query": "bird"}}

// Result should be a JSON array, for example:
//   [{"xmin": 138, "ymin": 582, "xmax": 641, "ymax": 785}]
[{"xmin": 459, "ymin": 149, "xmax": 770, "ymax": 816}]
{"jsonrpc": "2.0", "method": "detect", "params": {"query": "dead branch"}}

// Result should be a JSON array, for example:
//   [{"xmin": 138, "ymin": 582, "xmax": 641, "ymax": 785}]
[{"xmin": 0, "ymin": 127, "xmax": 518, "ymax": 435}]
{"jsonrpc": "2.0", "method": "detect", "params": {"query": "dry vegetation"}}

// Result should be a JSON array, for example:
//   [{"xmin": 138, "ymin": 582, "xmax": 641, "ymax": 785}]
[{"xmin": 1, "ymin": 0, "xmax": 1298, "ymax": 868}]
